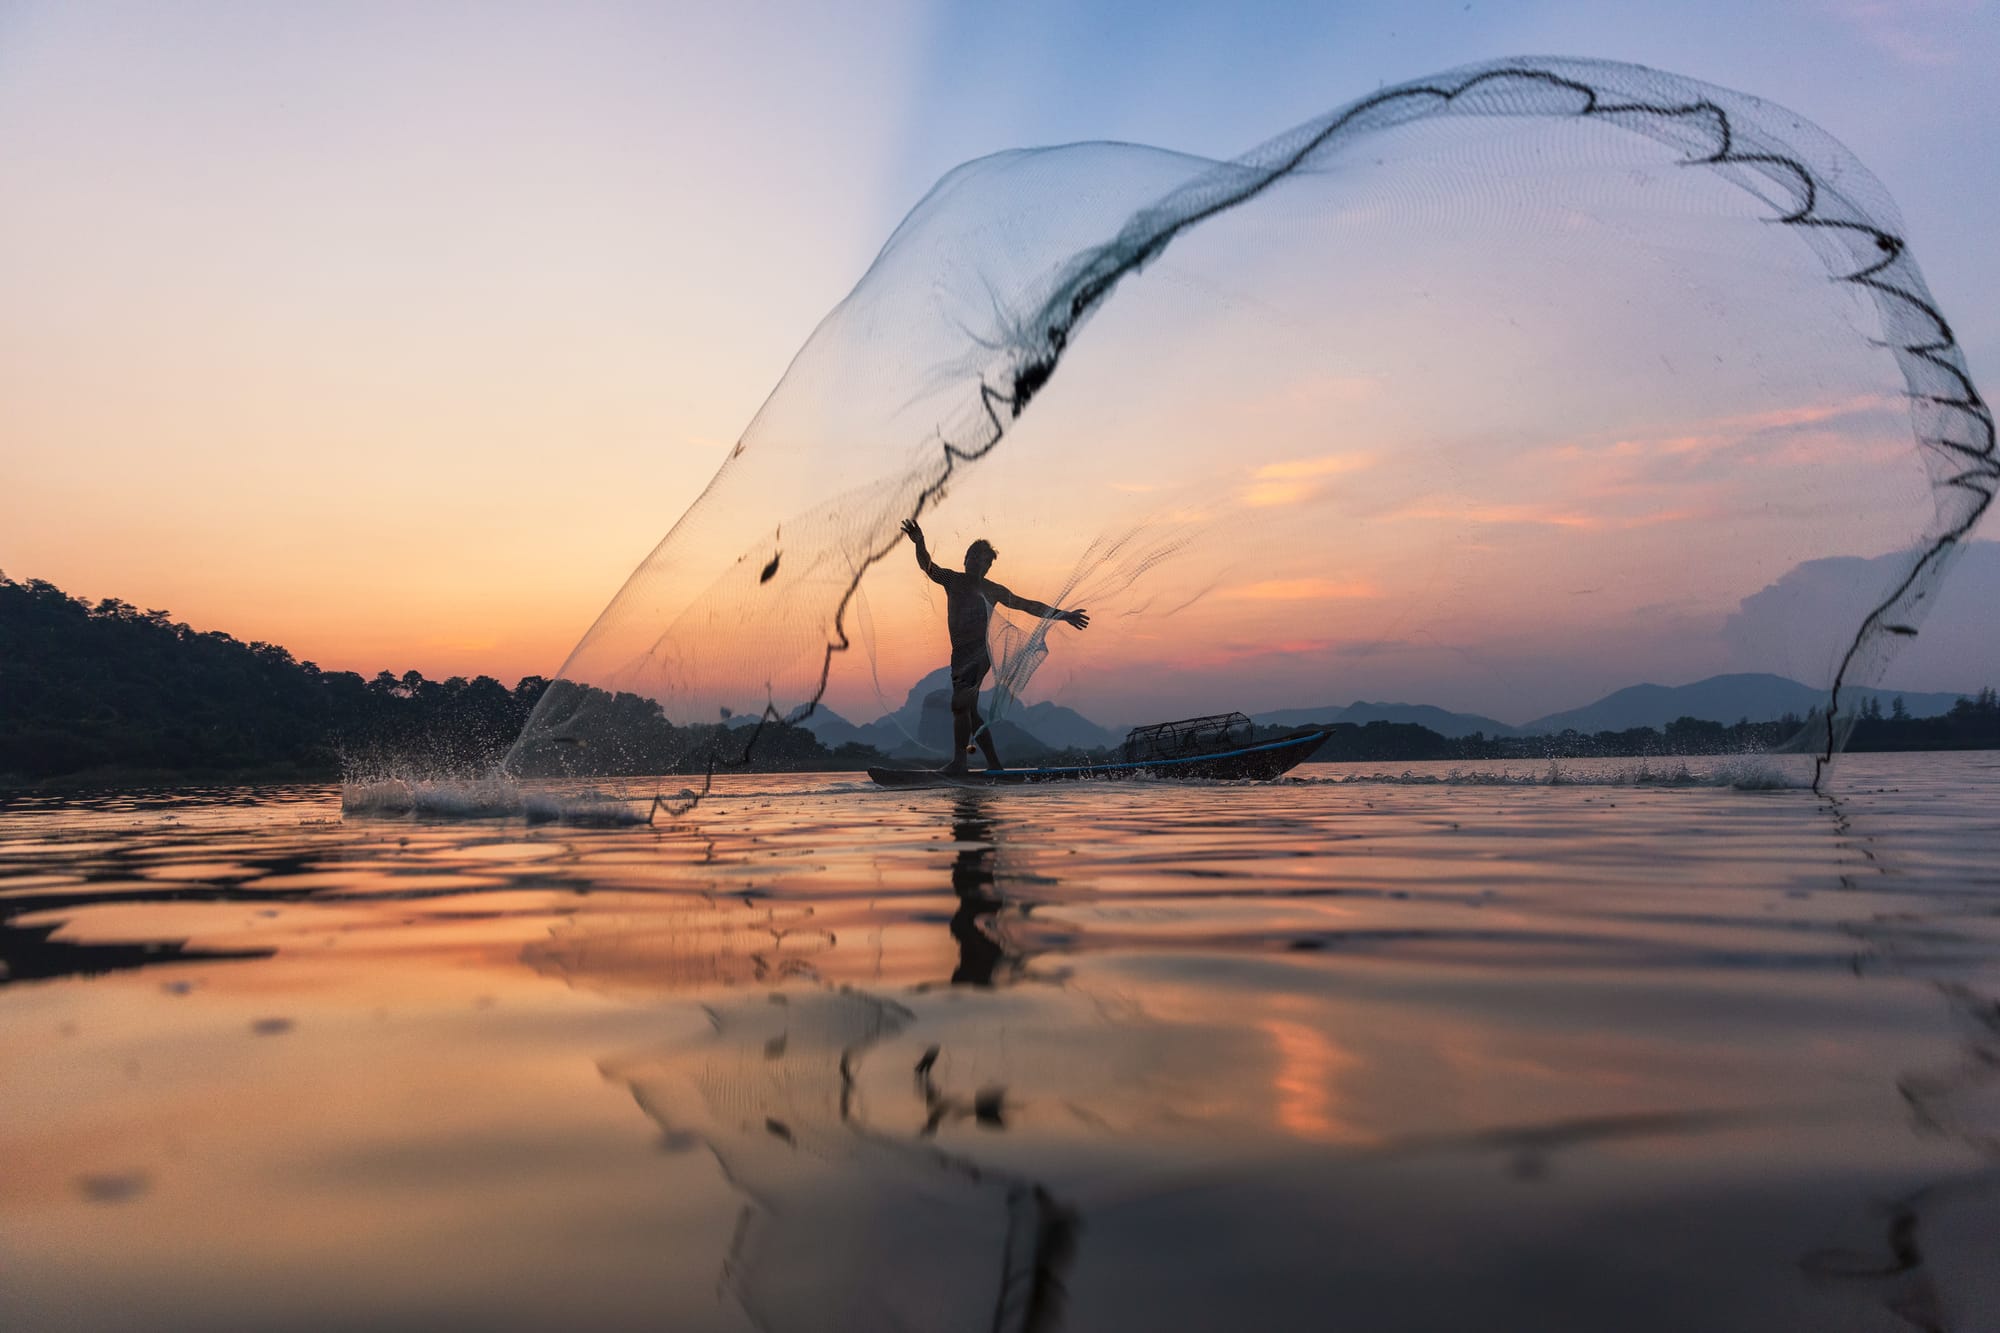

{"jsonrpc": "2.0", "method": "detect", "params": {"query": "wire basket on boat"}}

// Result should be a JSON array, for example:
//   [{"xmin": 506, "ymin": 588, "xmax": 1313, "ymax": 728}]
[{"xmin": 1121, "ymin": 712, "xmax": 1254, "ymax": 763}]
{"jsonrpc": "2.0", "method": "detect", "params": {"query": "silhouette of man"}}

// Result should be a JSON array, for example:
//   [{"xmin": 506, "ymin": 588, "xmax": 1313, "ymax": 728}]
[{"xmin": 901, "ymin": 518, "xmax": 1088, "ymax": 773}]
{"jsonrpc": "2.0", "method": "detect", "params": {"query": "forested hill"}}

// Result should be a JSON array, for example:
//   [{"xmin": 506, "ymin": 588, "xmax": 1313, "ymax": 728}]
[
  {"xmin": 0, "ymin": 575, "xmax": 555, "ymax": 783},
  {"xmin": 0, "ymin": 575, "xmax": 887, "ymax": 786}
]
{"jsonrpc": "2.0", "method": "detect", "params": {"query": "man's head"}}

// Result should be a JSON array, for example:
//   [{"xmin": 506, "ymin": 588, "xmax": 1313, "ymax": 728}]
[{"xmin": 964, "ymin": 539, "xmax": 997, "ymax": 577}]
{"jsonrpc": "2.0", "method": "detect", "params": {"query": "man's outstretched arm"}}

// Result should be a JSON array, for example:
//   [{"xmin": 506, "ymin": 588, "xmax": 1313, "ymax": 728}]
[
  {"xmin": 990, "ymin": 583, "xmax": 1089, "ymax": 630},
  {"xmin": 900, "ymin": 518, "xmax": 947, "ymax": 584}
]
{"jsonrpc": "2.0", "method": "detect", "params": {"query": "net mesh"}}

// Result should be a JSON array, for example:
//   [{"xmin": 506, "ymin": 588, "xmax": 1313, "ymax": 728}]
[{"xmin": 506, "ymin": 57, "xmax": 1994, "ymax": 792}]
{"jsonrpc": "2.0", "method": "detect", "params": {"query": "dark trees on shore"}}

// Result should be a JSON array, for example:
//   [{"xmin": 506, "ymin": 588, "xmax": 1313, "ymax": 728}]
[{"xmin": 0, "ymin": 575, "xmax": 877, "ymax": 785}]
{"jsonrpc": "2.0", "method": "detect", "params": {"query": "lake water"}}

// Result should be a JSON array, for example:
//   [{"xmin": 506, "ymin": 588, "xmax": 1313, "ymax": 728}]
[{"xmin": 3, "ymin": 753, "xmax": 1998, "ymax": 1332}]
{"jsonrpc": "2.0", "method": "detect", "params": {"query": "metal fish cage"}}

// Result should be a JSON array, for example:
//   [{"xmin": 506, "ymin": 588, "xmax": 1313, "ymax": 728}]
[{"xmin": 1121, "ymin": 712, "xmax": 1255, "ymax": 763}]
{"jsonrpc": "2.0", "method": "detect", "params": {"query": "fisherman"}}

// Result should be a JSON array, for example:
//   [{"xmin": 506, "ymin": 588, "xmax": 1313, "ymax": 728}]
[{"xmin": 900, "ymin": 518, "xmax": 1088, "ymax": 773}]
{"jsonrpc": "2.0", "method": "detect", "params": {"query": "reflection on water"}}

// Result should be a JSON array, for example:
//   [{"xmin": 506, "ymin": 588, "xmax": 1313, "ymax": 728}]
[
  {"xmin": 1, "ymin": 757, "xmax": 1997, "ymax": 1331},
  {"xmin": 949, "ymin": 793, "xmax": 1015, "ymax": 988},
  {"xmin": 604, "ymin": 988, "xmax": 1079, "ymax": 1333},
  {"xmin": 589, "ymin": 791, "xmax": 1079, "ymax": 1333}
]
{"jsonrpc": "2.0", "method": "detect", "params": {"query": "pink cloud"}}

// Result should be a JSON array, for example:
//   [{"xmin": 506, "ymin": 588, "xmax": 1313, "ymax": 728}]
[
  {"xmin": 1226, "ymin": 577, "xmax": 1379, "ymax": 601},
  {"xmin": 1240, "ymin": 452, "xmax": 1375, "ymax": 507},
  {"xmin": 1827, "ymin": 0, "xmax": 1980, "ymax": 66},
  {"xmin": 1384, "ymin": 501, "xmax": 1604, "ymax": 530},
  {"xmin": 1155, "ymin": 636, "xmax": 1347, "ymax": 669}
]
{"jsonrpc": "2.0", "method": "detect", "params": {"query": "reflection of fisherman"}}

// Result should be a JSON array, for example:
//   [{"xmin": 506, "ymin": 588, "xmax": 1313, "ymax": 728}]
[
  {"xmin": 901, "ymin": 518, "xmax": 1088, "ymax": 774},
  {"xmin": 948, "ymin": 793, "xmax": 1009, "ymax": 987}
]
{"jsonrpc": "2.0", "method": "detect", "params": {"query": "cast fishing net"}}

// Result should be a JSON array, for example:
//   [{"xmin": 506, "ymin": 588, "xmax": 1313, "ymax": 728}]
[{"xmin": 507, "ymin": 57, "xmax": 1994, "ymax": 790}]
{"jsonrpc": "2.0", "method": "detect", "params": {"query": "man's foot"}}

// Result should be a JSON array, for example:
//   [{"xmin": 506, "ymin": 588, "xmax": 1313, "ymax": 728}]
[{"xmin": 940, "ymin": 760, "xmax": 971, "ymax": 776}]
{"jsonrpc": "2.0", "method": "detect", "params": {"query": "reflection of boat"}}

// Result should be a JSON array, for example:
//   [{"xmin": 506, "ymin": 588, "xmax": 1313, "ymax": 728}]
[{"xmin": 869, "ymin": 714, "xmax": 1328, "ymax": 788}]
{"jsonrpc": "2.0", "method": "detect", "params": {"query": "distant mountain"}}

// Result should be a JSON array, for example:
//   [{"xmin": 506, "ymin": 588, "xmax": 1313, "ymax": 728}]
[
  {"xmin": 836, "ymin": 669, "xmax": 1121, "ymax": 760},
  {"xmin": 1522, "ymin": 673, "xmax": 1970, "ymax": 734},
  {"xmin": 1251, "ymin": 701, "xmax": 1519, "ymax": 739},
  {"xmin": 832, "ymin": 668, "xmax": 1987, "ymax": 759},
  {"xmin": 1008, "ymin": 699, "xmax": 1122, "ymax": 750},
  {"xmin": 788, "ymin": 705, "xmax": 864, "ymax": 748}
]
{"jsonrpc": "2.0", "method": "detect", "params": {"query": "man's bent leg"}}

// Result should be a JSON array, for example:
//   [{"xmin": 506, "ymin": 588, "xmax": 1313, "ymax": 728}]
[
  {"xmin": 946, "ymin": 657, "xmax": 994, "ymax": 773},
  {"xmin": 945, "ymin": 702, "xmax": 974, "ymax": 774},
  {"xmin": 968, "ymin": 707, "xmax": 1003, "ymax": 770}
]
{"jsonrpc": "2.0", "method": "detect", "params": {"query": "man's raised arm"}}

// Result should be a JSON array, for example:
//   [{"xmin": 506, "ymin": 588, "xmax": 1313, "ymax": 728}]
[{"xmin": 900, "ymin": 518, "xmax": 946, "ymax": 584}]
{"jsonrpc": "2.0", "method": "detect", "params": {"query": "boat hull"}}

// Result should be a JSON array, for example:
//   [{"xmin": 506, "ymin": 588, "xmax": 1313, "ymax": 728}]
[{"xmin": 866, "ymin": 730, "xmax": 1328, "ymax": 788}]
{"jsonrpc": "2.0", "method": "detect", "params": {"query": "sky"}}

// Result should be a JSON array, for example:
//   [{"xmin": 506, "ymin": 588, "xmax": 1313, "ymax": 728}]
[{"xmin": 3, "ymin": 0, "xmax": 1996, "ymax": 726}]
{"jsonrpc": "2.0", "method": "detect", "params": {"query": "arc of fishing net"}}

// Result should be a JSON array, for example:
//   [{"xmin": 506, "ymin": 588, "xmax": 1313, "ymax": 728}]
[{"xmin": 651, "ymin": 60, "xmax": 1995, "ymax": 819}]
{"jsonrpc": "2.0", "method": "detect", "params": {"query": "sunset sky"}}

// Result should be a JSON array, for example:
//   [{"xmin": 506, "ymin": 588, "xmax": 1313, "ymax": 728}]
[{"xmin": 5, "ymin": 1, "xmax": 1996, "ymax": 726}]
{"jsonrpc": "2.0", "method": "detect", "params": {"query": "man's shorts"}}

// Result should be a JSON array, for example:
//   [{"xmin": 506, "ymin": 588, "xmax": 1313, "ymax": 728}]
[{"xmin": 949, "ymin": 654, "xmax": 991, "ymax": 710}]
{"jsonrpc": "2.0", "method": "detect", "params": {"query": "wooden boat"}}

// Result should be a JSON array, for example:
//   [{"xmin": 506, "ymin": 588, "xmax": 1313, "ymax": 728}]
[{"xmin": 867, "ymin": 713, "xmax": 1328, "ymax": 788}]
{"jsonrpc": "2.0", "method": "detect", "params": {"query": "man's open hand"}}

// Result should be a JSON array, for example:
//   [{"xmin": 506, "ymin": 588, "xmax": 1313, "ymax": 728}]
[
  {"xmin": 900, "ymin": 518, "xmax": 924, "ymax": 543},
  {"xmin": 1060, "ymin": 609, "xmax": 1090, "ymax": 630}
]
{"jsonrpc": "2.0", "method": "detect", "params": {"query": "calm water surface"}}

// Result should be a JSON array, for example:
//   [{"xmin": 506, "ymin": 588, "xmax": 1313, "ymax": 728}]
[{"xmin": 3, "ymin": 755, "xmax": 1998, "ymax": 1332}]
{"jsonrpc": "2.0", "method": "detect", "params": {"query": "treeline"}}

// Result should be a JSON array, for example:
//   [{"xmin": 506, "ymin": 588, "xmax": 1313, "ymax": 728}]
[
  {"xmin": 1243, "ymin": 715, "xmax": 1806, "ymax": 761},
  {"xmin": 1486, "ymin": 698, "xmax": 2000, "ymax": 758},
  {"xmin": 0, "ymin": 576, "xmax": 886, "ymax": 785},
  {"xmin": 1249, "ymin": 698, "xmax": 2000, "ymax": 762},
  {"xmin": 1471, "ymin": 714, "xmax": 1814, "ymax": 760},
  {"xmin": 1847, "ymin": 688, "xmax": 2000, "ymax": 752}
]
